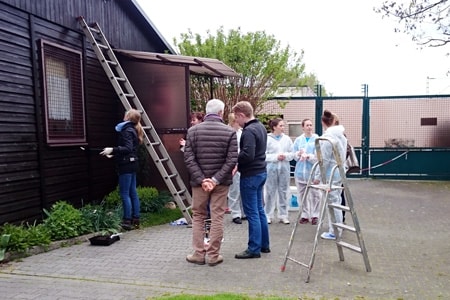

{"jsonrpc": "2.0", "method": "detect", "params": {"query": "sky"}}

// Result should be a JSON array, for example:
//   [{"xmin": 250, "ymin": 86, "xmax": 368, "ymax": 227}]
[{"xmin": 136, "ymin": 0, "xmax": 450, "ymax": 96}]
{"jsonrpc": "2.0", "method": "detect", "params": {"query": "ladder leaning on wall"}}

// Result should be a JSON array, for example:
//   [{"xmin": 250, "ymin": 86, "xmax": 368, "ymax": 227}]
[{"xmin": 77, "ymin": 16, "xmax": 193, "ymax": 224}]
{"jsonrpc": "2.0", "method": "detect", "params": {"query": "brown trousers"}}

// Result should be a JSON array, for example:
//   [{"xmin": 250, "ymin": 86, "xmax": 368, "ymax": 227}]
[{"xmin": 191, "ymin": 185, "xmax": 229, "ymax": 260}]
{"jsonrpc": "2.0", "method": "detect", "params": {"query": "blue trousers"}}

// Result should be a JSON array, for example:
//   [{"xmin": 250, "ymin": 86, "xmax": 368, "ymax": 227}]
[
  {"xmin": 240, "ymin": 172, "xmax": 269, "ymax": 254},
  {"xmin": 118, "ymin": 172, "xmax": 140, "ymax": 220}
]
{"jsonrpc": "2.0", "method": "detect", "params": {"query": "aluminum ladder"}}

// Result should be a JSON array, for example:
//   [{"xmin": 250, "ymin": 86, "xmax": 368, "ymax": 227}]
[
  {"xmin": 77, "ymin": 16, "xmax": 192, "ymax": 224},
  {"xmin": 281, "ymin": 137, "xmax": 371, "ymax": 283}
]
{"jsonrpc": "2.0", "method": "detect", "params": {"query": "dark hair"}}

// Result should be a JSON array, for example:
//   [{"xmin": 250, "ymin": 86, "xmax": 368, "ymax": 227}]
[
  {"xmin": 321, "ymin": 110, "xmax": 335, "ymax": 127},
  {"xmin": 301, "ymin": 118, "xmax": 311, "ymax": 127},
  {"xmin": 269, "ymin": 117, "xmax": 283, "ymax": 131},
  {"xmin": 191, "ymin": 111, "xmax": 205, "ymax": 122}
]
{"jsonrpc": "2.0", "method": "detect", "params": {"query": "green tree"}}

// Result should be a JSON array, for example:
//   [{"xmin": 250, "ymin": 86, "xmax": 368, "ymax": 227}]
[
  {"xmin": 175, "ymin": 27, "xmax": 317, "ymax": 118},
  {"xmin": 376, "ymin": 0, "xmax": 450, "ymax": 47}
]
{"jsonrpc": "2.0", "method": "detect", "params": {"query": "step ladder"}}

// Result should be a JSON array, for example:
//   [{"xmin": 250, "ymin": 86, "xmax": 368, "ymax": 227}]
[
  {"xmin": 281, "ymin": 137, "xmax": 371, "ymax": 283},
  {"xmin": 77, "ymin": 16, "xmax": 192, "ymax": 224}
]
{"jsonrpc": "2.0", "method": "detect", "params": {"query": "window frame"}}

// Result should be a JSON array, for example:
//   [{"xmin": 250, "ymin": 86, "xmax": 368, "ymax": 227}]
[{"xmin": 40, "ymin": 40, "xmax": 86, "ymax": 146}]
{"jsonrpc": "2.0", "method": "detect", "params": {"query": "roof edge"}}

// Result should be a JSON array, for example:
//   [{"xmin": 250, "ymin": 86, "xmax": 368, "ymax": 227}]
[{"xmin": 129, "ymin": 0, "xmax": 177, "ymax": 54}]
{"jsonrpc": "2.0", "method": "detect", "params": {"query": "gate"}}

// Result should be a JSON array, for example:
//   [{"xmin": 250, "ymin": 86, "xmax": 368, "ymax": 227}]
[{"xmin": 261, "ymin": 94, "xmax": 450, "ymax": 180}]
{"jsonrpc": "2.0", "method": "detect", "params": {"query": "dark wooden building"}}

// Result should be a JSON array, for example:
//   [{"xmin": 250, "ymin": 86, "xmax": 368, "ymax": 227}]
[{"xmin": 0, "ymin": 0, "xmax": 237, "ymax": 224}]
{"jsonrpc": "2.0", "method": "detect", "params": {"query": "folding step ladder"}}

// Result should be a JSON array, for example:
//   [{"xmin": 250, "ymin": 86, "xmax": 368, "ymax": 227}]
[
  {"xmin": 77, "ymin": 16, "xmax": 192, "ymax": 224},
  {"xmin": 281, "ymin": 137, "xmax": 371, "ymax": 283}
]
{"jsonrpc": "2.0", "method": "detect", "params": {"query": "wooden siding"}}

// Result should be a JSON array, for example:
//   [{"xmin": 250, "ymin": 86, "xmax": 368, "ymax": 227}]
[
  {"xmin": 0, "ymin": 0, "xmax": 172, "ymax": 224},
  {"xmin": 1, "ymin": 0, "xmax": 172, "ymax": 53},
  {"xmin": 0, "ymin": 4, "xmax": 41, "ymax": 223}
]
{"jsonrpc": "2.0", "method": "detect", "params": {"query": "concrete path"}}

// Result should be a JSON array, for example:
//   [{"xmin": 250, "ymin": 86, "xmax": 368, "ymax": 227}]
[{"xmin": 1, "ymin": 179, "xmax": 449, "ymax": 300}]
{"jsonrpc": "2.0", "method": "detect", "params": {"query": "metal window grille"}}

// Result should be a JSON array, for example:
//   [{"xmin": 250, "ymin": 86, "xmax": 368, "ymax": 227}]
[{"xmin": 41, "ymin": 40, "xmax": 85, "ymax": 144}]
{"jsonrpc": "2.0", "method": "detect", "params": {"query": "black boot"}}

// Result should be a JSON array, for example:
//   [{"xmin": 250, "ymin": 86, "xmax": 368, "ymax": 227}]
[
  {"xmin": 120, "ymin": 219, "xmax": 133, "ymax": 231},
  {"xmin": 132, "ymin": 218, "xmax": 140, "ymax": 229}
]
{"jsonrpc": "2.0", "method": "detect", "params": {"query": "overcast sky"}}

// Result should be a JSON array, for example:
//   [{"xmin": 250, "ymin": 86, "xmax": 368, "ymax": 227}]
[{"xmin": 136, "ymin": 0, "xmax": 450, "ymax": 96}]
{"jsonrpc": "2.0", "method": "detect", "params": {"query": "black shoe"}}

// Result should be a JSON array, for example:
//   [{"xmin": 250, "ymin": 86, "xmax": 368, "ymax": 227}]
[
  {"xmin": 132, "ymin": 218, "xmax": 140, "ymax": 229},
  {"xmin": 241, "ymin": 216, "xmax": 247, "ymax": 220},
  {"xmin": 232, "ymin": 217, "xmax": 242, "ymax": 224},
  {"xmin": 235, "ymin": 250, "xmax": 261, "ymax": 259},
  {"xmin": 261, "ymin": 248, "xmax": 271, "ymax": 253},
  {"xmin": 120, "ymin": 220, "xmax": 133, "ymax": 231}
]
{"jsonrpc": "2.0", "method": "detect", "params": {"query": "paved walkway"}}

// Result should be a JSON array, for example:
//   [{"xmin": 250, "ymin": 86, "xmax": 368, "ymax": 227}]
[{"xmin": 1, "ymin": 179, "xmax": 449, "ymax": 300}]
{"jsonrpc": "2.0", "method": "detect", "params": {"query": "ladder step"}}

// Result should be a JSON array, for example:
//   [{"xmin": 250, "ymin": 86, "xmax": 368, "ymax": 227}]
[
  {"xmin": 332, "ymin": 222, "xmax": 356, "ymax": 232},
  {"xmin": 149, "ymin": 141, "xmax": 161, "ymax": 146},
  {"xmin": 165, "ymin": 173, "xmax": 178, "ymax": 179},
  {"xmin": 336, "ymin": 241, "xmax": 362, "ymax": 253},
  {"xmin": 123, "ymin": 93, "xmax": 134, "ymax": 98},
  {"xmin": 142, "ymin": 126, "xmax": 153, "ymax": 130},
  {"xmin": 311, "ymin": 184, "xmax": 344, "ymax": 191},
  {"xmin": 174, "ymin": 189, "xmax": 186, "ymax": 196},
  {"xmin": 328, "ymin": 203, "xmax": 350, "ymax": 212},
  {"xmin": 157, "ymin": 157, "xmax": 169, "ymax": 163},
  {"xmin": 98, "ymin": 43, "xmax": 109, "ymax": 49},
  {"xmin": 88, "ymin": 26, "xmax": 100, "ymax": 34},
  {"xmin": 106, "ymin": 60, "xmax": 118, "ymax": 66}
]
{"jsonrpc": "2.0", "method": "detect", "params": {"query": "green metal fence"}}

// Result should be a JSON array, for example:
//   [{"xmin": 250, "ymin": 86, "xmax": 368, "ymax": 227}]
[{"xmin": 263, "ymin": 94, "xmax": 450, "ymax": 180}]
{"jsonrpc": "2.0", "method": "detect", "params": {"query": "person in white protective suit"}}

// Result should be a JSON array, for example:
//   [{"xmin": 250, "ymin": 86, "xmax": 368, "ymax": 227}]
[
  {"xmin": 293, "ymin": 118, "xmax": 321, "ymax": 225},
  {"xmin": 227, "ymin": 112, "xmax": 245, "ymax": 224},
  {"xmin": 264, "ymin": 118, "xmax": 295, "ymax": 224},
  {"xmin": 315, "ymin": 110, "xmax": 347, "ymax": 240}
]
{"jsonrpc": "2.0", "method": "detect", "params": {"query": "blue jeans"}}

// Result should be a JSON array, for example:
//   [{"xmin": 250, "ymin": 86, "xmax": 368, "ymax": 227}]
[
  {"xmin": 118, "ymin": 172, "xmax": 140, "ymax": 220},
  {"xmin": 240, "ymin": 172, "xmax": 269, "ymax": 254}
]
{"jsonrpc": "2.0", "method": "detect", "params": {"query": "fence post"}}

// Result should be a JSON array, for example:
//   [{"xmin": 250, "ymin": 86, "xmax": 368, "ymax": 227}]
[{"xmin": 361, "ymin": 84, "xmax": 370, "ymax": 177}]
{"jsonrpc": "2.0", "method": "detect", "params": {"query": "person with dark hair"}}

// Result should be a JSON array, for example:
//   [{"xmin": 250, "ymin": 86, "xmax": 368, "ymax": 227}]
[
  {"xmin": 184, "ymin": 99, "xmax": 237, "ymax": 266},
  {"xmin": 293, "ymin": 118, "xmax": 320, "ymax": 225},
  {"xmin": 100, "ymin": 108, "xmax": 144, "ymax": 230},
  {"xmin": 315, "ymin": 110, "xmax": 347, "ymax": 240},
  {"xmin": 232, "ymin": 101, "xmax": 270, "ymax": 259},
  {"xmin": 179, "ymin": 111, "xmax": 205, "ymax": 152},
  {"xmin": 264, "ymin": 117, "xmax": 294, "ymax": 224}
]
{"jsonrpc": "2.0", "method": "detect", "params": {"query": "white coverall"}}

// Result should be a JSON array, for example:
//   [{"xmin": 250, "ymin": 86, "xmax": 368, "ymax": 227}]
[{"xmin": 264, "ymin": 133, "xmax": 295, "ymax": 221}]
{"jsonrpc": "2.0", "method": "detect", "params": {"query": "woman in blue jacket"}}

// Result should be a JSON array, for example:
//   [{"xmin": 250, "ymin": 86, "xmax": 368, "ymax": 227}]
[{"xmin": 293, "ymin": 118, "xmax": 320, "ymax": 225}]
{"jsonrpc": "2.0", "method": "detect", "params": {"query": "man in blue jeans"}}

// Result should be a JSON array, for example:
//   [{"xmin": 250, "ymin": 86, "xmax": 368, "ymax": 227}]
[{"xmin": 231, "ymin": 101, "xmax": 270, "ymax": 259}]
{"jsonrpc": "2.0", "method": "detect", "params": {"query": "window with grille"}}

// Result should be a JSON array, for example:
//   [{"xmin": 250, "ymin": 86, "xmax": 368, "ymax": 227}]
[{"xmin": 41, "ymin": 40, "xmax": 85, "ymax": 145}]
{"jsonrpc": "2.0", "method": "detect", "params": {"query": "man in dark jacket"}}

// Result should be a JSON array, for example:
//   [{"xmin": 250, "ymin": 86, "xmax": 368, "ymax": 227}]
[
  {"xmin": 184, "ymin": 99, "xmax": 238, "ymax": 266},
  {"xmin": 231, "ymin": 101, "xmax": 270, "ymax": 259}
]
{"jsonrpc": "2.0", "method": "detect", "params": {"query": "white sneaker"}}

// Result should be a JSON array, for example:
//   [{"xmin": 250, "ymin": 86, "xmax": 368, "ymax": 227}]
[
  {"xmin": 267, "ymin": 218, "xmax": 272, "ymax": 224},
  {"xmin": 320, "ymin": 232, "xmax": 336, "ymax": 240},
  {"xmin": 280, "ymin": 218, "xmax": 290, "ymax": 224}
]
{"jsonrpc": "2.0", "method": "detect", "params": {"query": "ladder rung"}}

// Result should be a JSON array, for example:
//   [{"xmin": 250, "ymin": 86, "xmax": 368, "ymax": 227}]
[
  {"xmin": 106, "ymin": 60, "xmax": 118, "ymax": 66},
  {"xmin": 311, "ymin": 184, "xmax": 343, "ymax": 191},
  {"xmin": 174, "ymin": 189, "xmax": 186, "ymax": 196},
  {"xmin": 332, "ymin": 222, "xmax": 356, "ymax": 232},
  {"xmin": 165, "ymin": 174, "xmax": 177, "ymax": 179},
  {"xmin": 123, "ymin": 93, "xmax": 134, "ymax": 98},
  {"xmin": 157, "ymin": 158, "xmax": 169, "ymax": 163},
  {"xmin": 336, "ymin": 241, "xmax": 362, "ymax": 253},
  {"xmin": 116, "ymin": 77, "xmax": 126, "ymax": 82},
  {"xmin": 89, "ymin": 27, "xmax": 100, "ymax": 33},
  {"xmin": 149, "ymin": 141, "xmax": 161, "ymax": 146},
  {"xmin": 98, "ymin": 43, "xmax": 109, "ymax": 49},
  {"xmin": 328, "ymin": 203, "xmax": 350, "ymax": 212},
  {"xmin": 142, "ymin": 126, "xmax": 153, "ymax": 130}
]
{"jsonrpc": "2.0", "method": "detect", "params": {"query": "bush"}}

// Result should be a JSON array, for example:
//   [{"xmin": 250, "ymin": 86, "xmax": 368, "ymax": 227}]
[
  {"xmin": 0, "ymin": 222, "xmax": 51, "ymax": 253},
  {"xmin": 103, "ymin": 186, "xmax": 121, "ymax": 209},
  {"xmin": 43, "ymin": 201, "xmax": 91, "ymax": 240},
  {"xmin": 103, "ymin": 186, "xmax": 170, "ymax": 213},
  {"xmin": 79, "ymin": 204, "xmax": 121, "ymax": 233}
]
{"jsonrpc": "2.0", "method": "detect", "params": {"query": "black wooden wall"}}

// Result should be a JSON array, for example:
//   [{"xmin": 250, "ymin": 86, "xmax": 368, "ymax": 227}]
[{"xmin": 0, "ymin": 0, "xmax": 173, "ymax": 224}]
